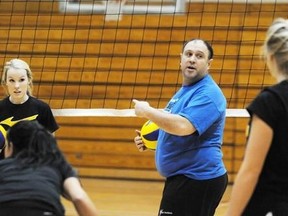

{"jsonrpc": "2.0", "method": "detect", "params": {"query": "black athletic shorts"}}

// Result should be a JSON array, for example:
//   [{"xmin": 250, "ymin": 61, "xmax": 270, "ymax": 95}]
[
  {"xmin": 0, "ymin": 200, "xmax": 62, "ymax": 216},
  {"xmin": 243, "ymin": 197, "xmax": 288, "ymax": 216},
  {"xmin": 158, "ymin": 173, "xmax": 228, "ymax": 216}
]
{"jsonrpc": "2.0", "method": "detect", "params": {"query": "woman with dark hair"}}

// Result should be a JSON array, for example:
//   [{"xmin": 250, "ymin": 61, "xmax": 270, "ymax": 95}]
[{"xmin": 0, "ymin": 120, "xmax": 98, "ymax": 216}]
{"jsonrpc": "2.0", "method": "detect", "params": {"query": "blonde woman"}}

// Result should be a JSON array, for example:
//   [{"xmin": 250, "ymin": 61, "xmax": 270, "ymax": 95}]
[
  {"xmin": 225, "ymin": 18, "xmax": 288, "ymax": 216},
  {"xmin": 0, "ymin": 59, "xmax": 58, "ymax": 158}
]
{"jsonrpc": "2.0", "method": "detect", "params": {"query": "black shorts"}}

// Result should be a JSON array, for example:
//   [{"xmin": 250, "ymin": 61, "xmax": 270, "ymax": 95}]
[
  {"xmin": 0, "ymin": 200, "xmax": 61, "ymax": 216},
  {"xmin": 158, "ymin": 173, "xmax": 228, "ymax": 216},
  {"xmin": 243, "ymin": 197, "xmax": 288, "ymax": 216}
]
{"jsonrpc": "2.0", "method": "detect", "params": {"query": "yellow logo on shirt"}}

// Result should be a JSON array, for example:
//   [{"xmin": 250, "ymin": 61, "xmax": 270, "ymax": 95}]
[
  {"xmin": 0, "ymin": 114, "xmax": 38, "ymax": 127},
  {"xmin": 0, "ymin": 115, "xmax": 39, "ymax": 147}
]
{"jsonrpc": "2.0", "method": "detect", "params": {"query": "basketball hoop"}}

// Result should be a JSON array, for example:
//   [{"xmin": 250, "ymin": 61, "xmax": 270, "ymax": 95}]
[{"xmin": 104, "ymin": 0, "xmax": 127, "ymax": 21}]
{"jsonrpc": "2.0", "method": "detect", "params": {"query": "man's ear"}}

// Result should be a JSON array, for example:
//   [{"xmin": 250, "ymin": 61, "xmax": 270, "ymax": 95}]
[{"xmin": 208, "ymin": 58, "xmax": 213, "ymax": 67}]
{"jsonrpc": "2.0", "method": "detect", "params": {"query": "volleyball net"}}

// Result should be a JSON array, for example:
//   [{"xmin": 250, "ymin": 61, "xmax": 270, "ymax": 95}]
[{"xmin": 1, "ymin": 0, "xmax": 283, "ymax": 114}]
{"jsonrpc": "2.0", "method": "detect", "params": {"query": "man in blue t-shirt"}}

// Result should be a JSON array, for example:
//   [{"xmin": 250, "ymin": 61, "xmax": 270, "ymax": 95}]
[{"xmin": 133, "ymin": 38, "xmax": 228, "ymax": 216}]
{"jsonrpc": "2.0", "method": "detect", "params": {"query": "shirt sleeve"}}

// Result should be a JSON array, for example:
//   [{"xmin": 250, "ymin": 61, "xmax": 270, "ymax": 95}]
[
  {"xmin": 179, "ymin": 95, "xmax": 222, "ymax": 135},
  {"xmin": 39, "ymin": 104, "xmax": 59, "ymax": 133},
  {"xmin": 246, "ymin": 90, "xmax": 284, "ymax": 129}
]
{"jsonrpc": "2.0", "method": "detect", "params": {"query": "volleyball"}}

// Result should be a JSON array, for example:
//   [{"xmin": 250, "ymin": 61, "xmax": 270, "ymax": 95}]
[{"xmin": 140, "ymin": 120, "xmax": 159, "ymax": 150}]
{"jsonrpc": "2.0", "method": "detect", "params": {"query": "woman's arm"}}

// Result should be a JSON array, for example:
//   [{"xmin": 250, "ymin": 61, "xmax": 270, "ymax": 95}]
[
  {"xmin": 63, "ymin": 177, "xmax": 98, "ymax": 216},
  {"xmin": 225, "ymin": 114, "xmax": 273, "ymax": 216}
]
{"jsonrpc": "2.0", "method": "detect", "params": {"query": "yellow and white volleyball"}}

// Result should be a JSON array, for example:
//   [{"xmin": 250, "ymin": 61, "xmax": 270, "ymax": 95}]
[{"xmin": 140, "ymin": 120, "xmax": 159, "ymax": 150}]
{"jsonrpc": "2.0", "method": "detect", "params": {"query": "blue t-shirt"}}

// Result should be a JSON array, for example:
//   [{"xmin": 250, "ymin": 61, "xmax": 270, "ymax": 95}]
[{"xmin": 155, "ymin": 74, "xmax": 227, "ymax": 180}]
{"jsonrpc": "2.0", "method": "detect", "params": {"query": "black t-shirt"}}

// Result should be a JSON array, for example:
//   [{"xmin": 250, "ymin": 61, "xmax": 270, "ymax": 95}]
[
  {"xmin": 0, "ymin": 96, "xmax": 59, "ymax": 156},
  {"xmin": 245, "ymin": 80, "xmax": 288, "ymax": 211},
  {"xmin": 0, "ymin": 157, "xmax": 77, "ymax": 215},
  {"xmin": 0, "ymin": 96, "xmax": 58, "ymax": 133}
]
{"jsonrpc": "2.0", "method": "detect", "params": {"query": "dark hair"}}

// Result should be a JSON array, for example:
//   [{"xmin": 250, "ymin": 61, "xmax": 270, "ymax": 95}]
[
  {"xmin": 182, "ymin": 39, "xmax": 214, "ymax": 60},
  {"xmin": 6, "ymin": 120, "xmax": 63, "ymax": 166}
]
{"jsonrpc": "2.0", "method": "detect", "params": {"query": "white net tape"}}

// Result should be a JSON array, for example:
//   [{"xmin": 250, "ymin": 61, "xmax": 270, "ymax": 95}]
[{"xmin": 52, "ymin": 108, "xmax": 249, "ymax": 117}]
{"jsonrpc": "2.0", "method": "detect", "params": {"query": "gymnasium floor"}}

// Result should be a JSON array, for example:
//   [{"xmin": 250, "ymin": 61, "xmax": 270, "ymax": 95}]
[{"xmin": 62, "ymin": 177, "xmax": 231, "ymax": 216}]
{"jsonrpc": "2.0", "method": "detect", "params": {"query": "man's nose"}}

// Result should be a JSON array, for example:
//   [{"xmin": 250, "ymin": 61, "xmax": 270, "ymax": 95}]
[{"xmin": 188, "ymin": 55, "xmax": 196, "ymax": 62}]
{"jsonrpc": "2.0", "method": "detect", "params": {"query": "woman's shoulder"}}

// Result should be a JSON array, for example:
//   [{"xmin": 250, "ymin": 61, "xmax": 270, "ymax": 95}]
[
  {"xmin": 28, "ymin": 96, "xmax": 51, "ymax": 108},
  {"xmin": 264, "ymin": 81, "xmax": 288, "ymax": 93},
  {"xmin": 0, "ymin": 96, "xmax": 10, "ymax": 105},
  {"xmin": 0, "ymin": 158, "xmax": 18, "ymax": 172}
]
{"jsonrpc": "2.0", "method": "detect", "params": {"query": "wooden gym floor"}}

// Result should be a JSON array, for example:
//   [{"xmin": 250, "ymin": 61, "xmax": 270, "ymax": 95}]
[{"xmin": 62, "ymin": 177, "xmax": 231, "ymax": 216}]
